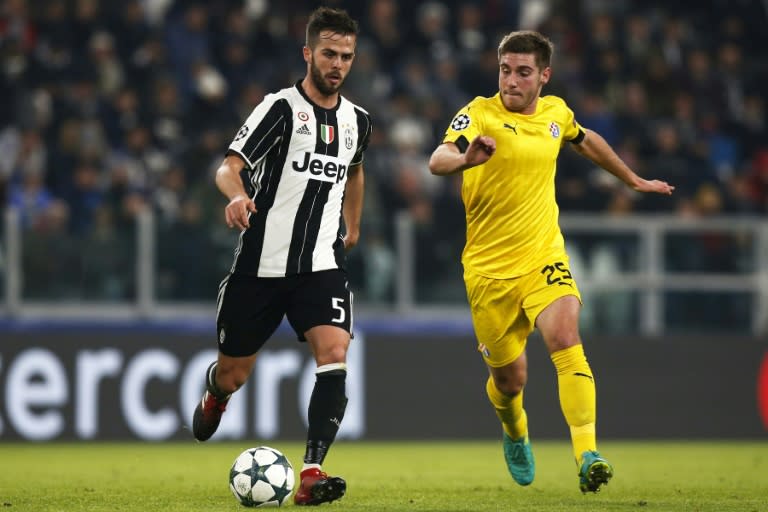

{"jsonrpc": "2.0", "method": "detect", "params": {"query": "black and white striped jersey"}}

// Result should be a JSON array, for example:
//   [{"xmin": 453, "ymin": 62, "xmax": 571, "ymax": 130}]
[{"xmin": 226, "ymin": 81, "xmax": 372, "ymax": 277}]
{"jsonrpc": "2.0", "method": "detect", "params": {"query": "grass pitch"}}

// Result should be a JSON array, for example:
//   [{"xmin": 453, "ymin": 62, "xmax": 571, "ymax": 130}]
[{"xmin": 1, "ymin": 440, "xmax": 766, "ymax": 511}]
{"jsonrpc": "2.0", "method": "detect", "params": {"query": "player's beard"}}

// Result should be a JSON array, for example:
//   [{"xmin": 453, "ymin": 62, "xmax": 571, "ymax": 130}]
[
  {"xmin": 309, "ymin": 59, "xmax": 344, "ymax": 96},
  {"xmin": 501, "ymin": 82, "xmax": 543, "ymax": 113}
]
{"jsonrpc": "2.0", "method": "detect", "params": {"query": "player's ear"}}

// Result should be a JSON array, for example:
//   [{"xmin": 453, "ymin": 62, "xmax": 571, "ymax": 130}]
[
  {"xmin": 302, "ymin": 45, "xmax": 311, "ymax": 63},
  {"xmin": 540, "ymin": 66, "xmax": 551, "ymax": 84}
]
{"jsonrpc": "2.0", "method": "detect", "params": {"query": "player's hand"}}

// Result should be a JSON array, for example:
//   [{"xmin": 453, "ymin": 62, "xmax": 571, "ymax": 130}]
[
  {"xmin": 634, "ymin": 178, "xmax": 675, "ymax": 195},
  {"xmin": 342, "ymin": 230, "xmax": 359, "ymax": 252},
  {"xmin": 225, "ymin": 194, "xmax": 257, "ymax": 230},
  {"xmin": 465, "ymin": 135, "xmax": 496, "ymax": 167}
]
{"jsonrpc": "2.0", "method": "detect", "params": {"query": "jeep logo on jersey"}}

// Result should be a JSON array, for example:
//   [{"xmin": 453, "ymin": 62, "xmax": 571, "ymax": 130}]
[
  {"xmin": 320, "ymin": 124, "xmax": 335, "ymax": 144},
  {"xmin": 292, "ymin": 152, "xmax": 347, "ymax": 183}
]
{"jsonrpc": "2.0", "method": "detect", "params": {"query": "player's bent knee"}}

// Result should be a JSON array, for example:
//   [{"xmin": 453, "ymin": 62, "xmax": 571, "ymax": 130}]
[
  {"xmin": 216, "ymin": 364, "xmax": 252, "ymax": 393},
  {"xmin": 317, "ymin": 345, "xmax": 348, "ymax": 366},
  {"xmin": 306, "ymin": 325, "xmax": 351, "ymax": 365},
  {"xmin": 547, "ymin": 336, "xmax": 582, "ymax": 353},
  {"xmin": 493, "ymin": 375, "xmax": 525, "ymax": 396}
]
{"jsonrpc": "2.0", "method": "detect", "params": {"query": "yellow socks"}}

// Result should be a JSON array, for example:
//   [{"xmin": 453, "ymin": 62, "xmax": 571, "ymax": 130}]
[
  {"xmin": 485, "ymin": 344, "xmax": 597, "ymax": 464},
  {"xmin": 485, "ymin": 376, "xmax": 528, "ymax": 439},
  {"xmin": 551, "ymin": 344, "xmax": 597, "ymax": 463}
]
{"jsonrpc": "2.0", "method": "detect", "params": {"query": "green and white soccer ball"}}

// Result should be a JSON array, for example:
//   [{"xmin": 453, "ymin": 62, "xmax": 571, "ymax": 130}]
[{"xmin": 229, "ymin": 446, "xmax": 295, "ymax": 507}]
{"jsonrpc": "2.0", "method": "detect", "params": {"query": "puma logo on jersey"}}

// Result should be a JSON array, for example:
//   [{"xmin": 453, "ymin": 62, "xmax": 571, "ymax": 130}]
[
  {"xmin": 292, "ymin": 152, "xmax": 347, "ymax": 184},
  {"xmin": 503, "ymin": 123, "xmax": 518, "ymax": 134}
]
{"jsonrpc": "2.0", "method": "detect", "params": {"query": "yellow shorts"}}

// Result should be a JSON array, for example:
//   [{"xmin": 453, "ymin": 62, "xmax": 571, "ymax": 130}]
[{"xmin": 464, "ymin": 256, "xmax": 582, "ymax": 368}]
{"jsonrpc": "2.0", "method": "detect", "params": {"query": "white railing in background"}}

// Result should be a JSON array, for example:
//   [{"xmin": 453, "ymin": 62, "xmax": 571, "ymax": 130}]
[
  {"xmin": 3, "ymin": 208, "xmax": 21, "ymax": 314},
  {"xmin": 559, "ymin": 215, "xmax": 768, "ymax": 336},
  {"xmin": 2, "ymin": 209, "xmax": 767, "ymax": 336},
  {"xmin": 379, "ymin": 213, "xmax": 768, "ymax": 336}
]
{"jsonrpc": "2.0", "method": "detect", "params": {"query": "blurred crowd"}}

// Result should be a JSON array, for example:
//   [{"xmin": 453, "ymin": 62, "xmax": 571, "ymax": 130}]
[{"xmin": 1, "ymin": 0, "xmax": 767, "ymax": 306}]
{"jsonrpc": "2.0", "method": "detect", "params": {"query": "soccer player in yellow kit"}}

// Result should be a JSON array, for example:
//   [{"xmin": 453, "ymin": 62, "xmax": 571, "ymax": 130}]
[{"xmin": 428, "ymin": 30, "xmax": 674, "ymax": 493}]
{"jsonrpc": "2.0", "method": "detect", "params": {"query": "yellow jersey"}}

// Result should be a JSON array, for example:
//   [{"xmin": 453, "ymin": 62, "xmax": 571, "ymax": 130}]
[{"xmin": 442, "ymin": 93, "xmax": 585, "ymax": 278}]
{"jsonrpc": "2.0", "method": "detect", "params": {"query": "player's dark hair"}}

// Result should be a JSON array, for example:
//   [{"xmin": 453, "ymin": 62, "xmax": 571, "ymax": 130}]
[
  {"xmin": 497, "ymin": 30, "xmax": 554, "ymax": 69},
  {"xmin": 305, "ymin": 7, "xmax": 359, "ymax": 49}
]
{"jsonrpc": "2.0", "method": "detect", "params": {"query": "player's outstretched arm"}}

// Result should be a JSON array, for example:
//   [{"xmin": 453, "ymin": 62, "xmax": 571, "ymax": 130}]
[
  {"xmin": 571, "ymin": 129, "xmax": 675, "ymax": 195},
  {"xmin": 428, "ymin": 135, "xmax": 496, "ymax": 176},
  {"xmin": 215, "ymin": 154, "xmax": 257, "ymax": 230}
]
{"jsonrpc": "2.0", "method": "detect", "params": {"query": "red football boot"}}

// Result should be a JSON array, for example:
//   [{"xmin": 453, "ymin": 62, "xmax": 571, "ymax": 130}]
[
  {"xmin": 293, "ymin": 467, "xmax": 346, "ymax": 506},
  {"xmin": 192, "ymin": 390, "xmax": 229, "ymax": 441}
]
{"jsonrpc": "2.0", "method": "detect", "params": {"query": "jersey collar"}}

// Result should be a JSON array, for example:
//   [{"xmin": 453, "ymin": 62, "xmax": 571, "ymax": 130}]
[{"xmin": 295, "ymin": 80, "xmax": 342, "ymax": 112}]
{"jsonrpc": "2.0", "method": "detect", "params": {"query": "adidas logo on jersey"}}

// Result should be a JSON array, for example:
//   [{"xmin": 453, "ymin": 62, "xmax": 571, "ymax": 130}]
[{"xmin": 296, "ymin": 124, "xmax": 312, "ymax": 135}]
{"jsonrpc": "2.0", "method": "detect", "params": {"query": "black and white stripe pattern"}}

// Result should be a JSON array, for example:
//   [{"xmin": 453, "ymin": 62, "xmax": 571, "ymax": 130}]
[{"xmin": 226, "ymin": 81, "xmax": 372, "ymax": 277}]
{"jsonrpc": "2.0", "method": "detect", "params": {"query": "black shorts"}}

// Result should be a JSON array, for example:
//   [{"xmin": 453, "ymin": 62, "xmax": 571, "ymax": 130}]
[{"xmin": 215, "ymin": 269, "xmax": 353, "ymax": 357}]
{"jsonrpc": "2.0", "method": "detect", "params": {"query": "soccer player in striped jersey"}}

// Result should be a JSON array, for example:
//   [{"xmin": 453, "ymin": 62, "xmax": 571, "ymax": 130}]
[
  {"xmin": 192, "ymin": 7, "xmax": 371, "ymax": 506},
  {"xmin": 429, "ymin": 30, "xmax": 674, "ymax": 493}
]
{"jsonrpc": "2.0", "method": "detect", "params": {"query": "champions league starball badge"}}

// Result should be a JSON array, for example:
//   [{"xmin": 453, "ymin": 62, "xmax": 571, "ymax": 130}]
[{"xmin": 451, "ymin": 113, "xmax": 471, "ymax": 131}]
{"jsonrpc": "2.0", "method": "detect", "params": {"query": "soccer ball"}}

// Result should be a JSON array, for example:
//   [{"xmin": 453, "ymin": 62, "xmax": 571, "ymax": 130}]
[{"xmin": 229, "ymin": 446, "xmax": 295, "ymax": 507}]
